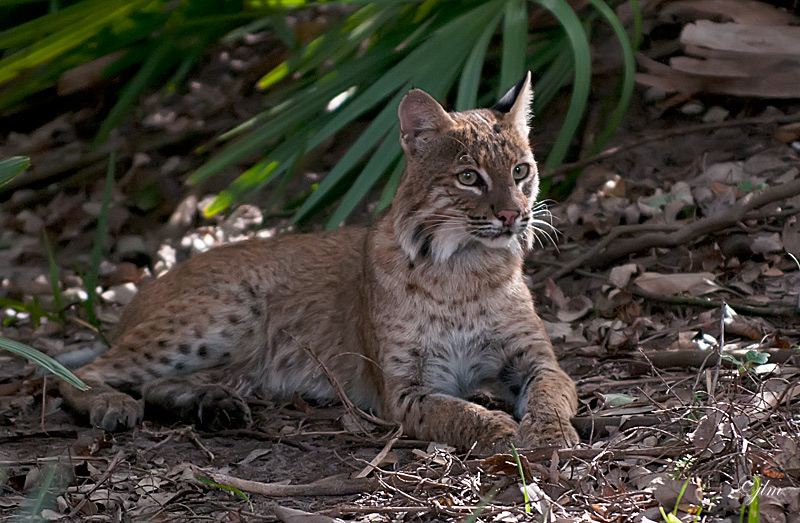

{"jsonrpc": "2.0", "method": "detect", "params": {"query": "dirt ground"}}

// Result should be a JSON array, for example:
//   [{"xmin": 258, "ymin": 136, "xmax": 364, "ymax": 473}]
[{"xmin": 2, "ymin": 8, "xmax": 800, "ymax": 522}]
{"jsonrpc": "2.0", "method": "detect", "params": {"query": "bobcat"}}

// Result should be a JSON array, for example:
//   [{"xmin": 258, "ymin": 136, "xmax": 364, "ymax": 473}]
[{"xmin": 60, "ymin": 72, "xmax": 579, "ymax": 453}]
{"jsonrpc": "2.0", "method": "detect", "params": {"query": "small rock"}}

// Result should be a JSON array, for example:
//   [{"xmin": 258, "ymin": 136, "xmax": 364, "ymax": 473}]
[
  {"xmin": 702, "ymin": 105, "xmax": 729, "ymax": 123},
  {"xmin": 61, "ymin": 287, "xmax": 88, "ymax": 302},
  {"xmin": 16, "ymin": 209, "xmax": 44, "ymax": 235},
  {"xmin": 680, "ymin": 100, "xmax": 705, "ymax": 115},
  {"xmin": 116, "ymin": 235, "xmax": 148, "ymax": 259},
  {"xmin": 101, "ymin": 282, "xmax": 138, "ymax": 305},
  {"xmin": 751, "ymin": 233, "xmax": 784, "ymax": 255},
  {"xmin": 644, "ymin": 86, "xmax": 667, "ymax": 103}
]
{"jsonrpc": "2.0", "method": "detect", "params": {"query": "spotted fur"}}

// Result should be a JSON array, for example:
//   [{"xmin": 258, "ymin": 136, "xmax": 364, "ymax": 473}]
[{"xmin": 60, "ymin": 73, "xmax": 579, "ymax": 452}]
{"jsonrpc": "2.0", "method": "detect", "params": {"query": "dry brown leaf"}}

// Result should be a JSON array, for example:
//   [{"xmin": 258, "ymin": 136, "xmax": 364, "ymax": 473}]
[
  {"xmin": 272, "ymin": 506, "xmax": 344, "ymax": 523},
  {"xmin": 775, "ymin": 122, "xmax": 800, "ymax": 143},
  {"xmin": 650, "ymin": 475, "xmax": 704, "ymax": 509},
  {"xmin": 633, "ymin": 271, "xmax": 719, "ymax": 296},
  {"xmin": 556, "ymin": 295, "xmax": 594, "ymax": 322},
  {"xmin": 782, "ymin": 216, "xmax": 800, "ymax": 257},
  {"xmin": 608, "ymin": 263, "xmax": 639, "ymax": 289},
  {"xmin": 662, "ymin": 0, "xmax": 799, "ymax": 26},
  {"xmin": 682, "ymin": 21, "xmax": 800, "ymax": 57}
]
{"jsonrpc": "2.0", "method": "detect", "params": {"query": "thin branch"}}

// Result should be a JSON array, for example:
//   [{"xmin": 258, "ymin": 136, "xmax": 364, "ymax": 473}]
[
  {"xmin": 193, "ymin": 469, "xmax": 377, "ymax": 497},
  {"xmin": 535, "ymin": 177, "xmax": 800, "ymax": 285},
  {"xmin": 67, "ymin": 450, "xmax": 126, "ymax": 518},
  {"xmin": 632, "ymin": 287, "xmax": 798, "ymax": 317},
  {"xmin": 543, "ymin": 111, "xmax": 800, "ymax": 179}
]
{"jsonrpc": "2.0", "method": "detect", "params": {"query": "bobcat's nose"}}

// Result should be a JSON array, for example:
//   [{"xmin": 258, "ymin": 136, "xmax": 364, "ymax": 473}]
[{"xmin": 496, "ymin": 209, "xmax": 520, "ymax": 227}]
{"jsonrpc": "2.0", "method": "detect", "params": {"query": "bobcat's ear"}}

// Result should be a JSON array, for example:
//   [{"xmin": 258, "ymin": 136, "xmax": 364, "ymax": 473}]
[
  {"xmin": 493, "ymin": 71, "xmax": 532, "ymax": 139},
  {"xmin": 398, "ymin": 89, "xmax": 453, "ymax": 155}
]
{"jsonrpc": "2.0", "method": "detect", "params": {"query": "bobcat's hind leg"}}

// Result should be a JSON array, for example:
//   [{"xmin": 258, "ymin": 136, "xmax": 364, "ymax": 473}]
[{"xmin": 142, "ymin": 374, "xmax": 252, "ymax": 430}]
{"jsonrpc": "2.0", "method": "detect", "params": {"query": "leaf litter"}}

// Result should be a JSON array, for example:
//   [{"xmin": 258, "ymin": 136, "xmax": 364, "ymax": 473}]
[{"xmin": 2, "ymin": 4, "xmax": 800, "ymax": 522}]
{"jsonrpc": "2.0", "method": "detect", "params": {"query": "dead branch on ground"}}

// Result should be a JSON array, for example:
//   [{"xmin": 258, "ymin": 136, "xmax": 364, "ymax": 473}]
[{"xmin": 535, "ymin": 177, "xmax": 800, "ymax": 285}]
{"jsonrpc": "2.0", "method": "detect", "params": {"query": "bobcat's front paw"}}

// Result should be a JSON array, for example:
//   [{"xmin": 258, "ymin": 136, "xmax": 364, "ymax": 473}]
[
  {"xmin": 517, "ymin": 413, "xmax": 580, "ymax": 449},
  {"xmin": 195, "ymin": 385, "xmax": 252, "ymax": 431},
  {"xmin": 89, "ymin": 392, "xmax": 144, "ymax": 432},
  {"xmin": 471, "ymin": 411, "xmax": 519, "ymax": 456}
]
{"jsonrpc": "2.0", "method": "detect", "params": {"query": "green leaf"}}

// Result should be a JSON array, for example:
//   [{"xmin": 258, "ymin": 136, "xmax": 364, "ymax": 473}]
[
  {"xmin": 745, "ymin": 350, "xmax": 769, "ymax": 365},
  {"xmin": 456, "ymin": 8, "xmax": 502, "ymax": 111},
  {"xmin": 292, "ymin": 89, "xmax": 406, "ymax": 223},
  {"xmin": 203, "ymin": 133, "xmax": 306, "ymax": 216},
  {"xmin": 95, "ymin": 37, "xmax": 174, "ymax": 144},
  {"xmin": 0, "ymin": 337, "xmax": 87, "ymax": 390},
  {"xmin": 530, "ymin": 0, "xmax": 591, "ymax": 169},
  {"xmin": 0, "ymin": 0, "xmax": 154, "ymax": 85},
  {"xmin": 585, "ymin": 0, "xmax": 636, "ymax": 152},
  {"xmin": 326, "ymin": 126, "xmax": 401, "ymax": 228},
  {"xmin": 191, "ymin": 48, "xmax": 396, "ymax": 183},
  {"xmin": 0, "ymin": 0, "xmax": 116, "ymax": 50},
  {"xmin": 599, "ymin": 392, "xmax": 637, "ymax": 407},
  {"xmin": 83, "ymin": 152, "xmax": 115, "ymax": 340},
  {"xmin": 292, "ymin": 1, "xmax": 503, "ymax": 223},
  {"xmin": 376, "ymin": 156, "xmax": 406, "ymax": 213},
  {"xmin": 0, "ymin": 156, "xmax": 29, "ymax": 187},
  {"xmin": 41, "ymin": 230, "xmax": 64, "ymax": 317},
  {"xmin": 499, "ymin": 0, "xmax": 528, "ymax": 97},
  {"xmin": 307, "ymin": 0, "xmax": 504, "ymax": 152}
]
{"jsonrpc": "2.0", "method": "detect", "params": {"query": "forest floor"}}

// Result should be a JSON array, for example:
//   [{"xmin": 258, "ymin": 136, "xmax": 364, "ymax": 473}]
[{"xmin": 2, "ymin": 14, "xmax": 800, "ymax": 523}]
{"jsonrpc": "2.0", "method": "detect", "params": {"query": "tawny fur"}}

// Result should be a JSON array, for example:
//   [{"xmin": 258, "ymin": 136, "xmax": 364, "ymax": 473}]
[{"xmin": 60, "ymin": 73, "xmax": 579, "ymax": 452}]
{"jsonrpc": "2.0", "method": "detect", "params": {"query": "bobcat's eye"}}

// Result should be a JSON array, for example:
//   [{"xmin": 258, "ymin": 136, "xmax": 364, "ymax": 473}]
[
  {"xmin": 457, "ymin": 170, "xmax": 480, "ymax": 186},
  {"xmin": 513, "ymin": 163, "xmax": 530, "ymax": 181}
]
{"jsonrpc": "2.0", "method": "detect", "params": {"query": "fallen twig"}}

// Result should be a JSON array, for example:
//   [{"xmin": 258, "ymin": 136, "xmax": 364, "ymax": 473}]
[
  {"xmin": 590, "ymin": 178, "xmax": 800, "ymax": 267},
  {"xmin": 355, "ymin": 435, "xmax": 399, "ymax": 478},
  {"xmin": 209, "ymin": 428, "xmax": 313, "ymax": 452},
  {"xmin": 632, "ymin": 287, "xmax": 798, "ymax": 317},
  {"xmin": 543, "ymin": 111, "xmax": 800, "ymax": 178},
  {"xmin": 67, "ymin": 450, "xmax": 126, "ymax": 518},
  {"xmin": 284, "ymin": 329, "xmax": 402, "ymax": 441},
  {"xmin": 192, "ymin": 468, "xmax": 378, "ymax": 497},
  {"xmin": 521, "ymin": 444, "xmax": 689, "ymax": 462},
  {"xmin": 535, "ymin": 177, "xmax": 800, "ymax": 284},
  {"xmin": 642, "ymin": 348, "xmax": 799, "ymax": 369}
]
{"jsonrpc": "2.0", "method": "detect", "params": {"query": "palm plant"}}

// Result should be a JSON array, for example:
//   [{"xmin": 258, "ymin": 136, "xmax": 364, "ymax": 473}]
[
  {"xmin": 193, "ymin": 0, "xmax": 639, "ymax": 226},
  {"xmin": 0, "ymin": 0, "xmax": 639, "ymax": 226}
]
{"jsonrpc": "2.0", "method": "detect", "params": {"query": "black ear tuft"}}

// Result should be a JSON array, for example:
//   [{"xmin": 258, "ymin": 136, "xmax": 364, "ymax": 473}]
[{"xmin": 492, "ymin": 75, "xmax": 528, "ymax": 113}]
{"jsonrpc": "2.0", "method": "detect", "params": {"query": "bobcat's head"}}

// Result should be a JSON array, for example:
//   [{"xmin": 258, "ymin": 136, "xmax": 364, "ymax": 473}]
[{"xmin": 392, "ymin": 72, "xmax": 549, "ymax": 263}]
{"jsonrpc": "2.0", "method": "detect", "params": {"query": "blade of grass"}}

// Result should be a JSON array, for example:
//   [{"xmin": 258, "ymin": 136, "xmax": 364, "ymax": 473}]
[
  {"xmin": 530, "ymin": 0, "xmax": 591, "ymax": 169},
  {"xmin": 257, "ymin": 4, "xmax": 384, "ymax": 90},
  {"xmin": 195, "ymin": 475, "xmax": 254, "ymax": 512},
  {"xmin": 629, "ymin": 0, "xmax": 642, "ymax": 50},
  {"xmin": 0, "ymin": 0, "xmax": 117, "ymax": 50},
  {"xmin": 291, "ymin": 89, "xmax": 406, "ymax": 223},
  {"xmin": 455, "ymin": 8, "xmax": 502, "ymax": 111},
  {"xmin": 41, "ymin": 230, "xmax": 64, "ymax": 319},
  {"xmin": 82, "ymin": 152, "xmax": 115, "ymax": 342},
  {"xmin": 0, "ymin": 155, "xmax": 29, "ymax": 186},
  {"xmin": 499, "ymin": 0, "xmax": 528, "ymax": 97},
  {"xmin": 584, "ymin": 0, "xmax": 635, "ymax": 153},
  {"xmin": 0, "ymin": 337, "xmax": 87, "ymax": 390},
  {"xmin": 190, "ymin": 48, "xmax": 396, "ymax": 183},
  {"xmin": 27, "ymin": 463, "xmax": 57, "ymax": 518},
  {"xmin": 203, "ymin": 133, "xmax": 305, "ymax": 216},
  {"xmin": 307, "ymin": 0, "xmax": 504, "ymax": 153},
  {"xmin": 532, "ymin": 43, "xmax": 572, "ymax": 113},
  {"xmin": 510, "ymin": 444, "xmax": 531, "ymax": 514},
  {"xmin": 0, "ymin": 0, "xmax": 154, "ymax": 85},
  {"xmin": 326, "ymin": 126, "xmax": 401, "ymax": 228},
  {"xmin": 376, "ymin": 156, "xmax": 406, "ymax": 213},
  {"xmin": 95, "ymin": 37, "xmax": 174, "ymax": 144},
  {"xmin": 747, "ymin": 476, "xmax": 760, "ymax": 523}
]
